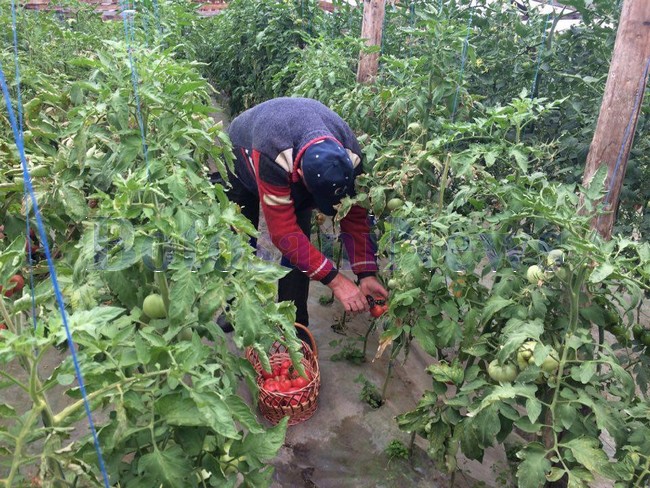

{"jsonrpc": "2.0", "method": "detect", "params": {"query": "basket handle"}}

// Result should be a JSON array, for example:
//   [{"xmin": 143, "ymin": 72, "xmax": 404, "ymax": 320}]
[{"xmin": 295, "ymin": 323, "xmax": 318, "ymax": 359}]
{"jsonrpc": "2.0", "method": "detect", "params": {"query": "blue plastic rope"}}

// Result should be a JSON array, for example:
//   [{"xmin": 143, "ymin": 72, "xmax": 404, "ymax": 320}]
[
  {"xmin": 119, "ymin": 0, "xmax": 150, "ymax": 175},
  {"xmin": 0, "ymin": 62, "xmax": 111, "ymax": 488},
  {"xmin": 10, "ymin": 0, "xmax": 23, "ymax": 133},
  {"xmin": 531, "ymin": 12, "xmax": 552, "ymax": 99},
  {"xmin": 451, "ymin": 9, "xmax": 473, "ymax": 122},
  {"xmin": 152, "ymin": 0, "xmax": 163, "ymax": 37},
  {"xmin": 9, "ymin": 0, "xmax": 38, "ymax": 328},
  {"xmin": 601, "ymin": 57, "xmax": 650, "ymax": 208},
  {"xmin": 141, "ymin": 4, "xmax": 149, "ymax": 48}
]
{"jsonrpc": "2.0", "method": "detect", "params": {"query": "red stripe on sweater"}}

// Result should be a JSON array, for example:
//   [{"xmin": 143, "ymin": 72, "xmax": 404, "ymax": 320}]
[{"xmin": 340, "ymin": 205, "xmax": 378, "ymax": 275}]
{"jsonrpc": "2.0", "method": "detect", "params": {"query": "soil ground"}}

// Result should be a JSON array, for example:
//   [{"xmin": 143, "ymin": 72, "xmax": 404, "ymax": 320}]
[{"xmin": 266, "ymin": 276, "xmax": 511, "ymax": 488}]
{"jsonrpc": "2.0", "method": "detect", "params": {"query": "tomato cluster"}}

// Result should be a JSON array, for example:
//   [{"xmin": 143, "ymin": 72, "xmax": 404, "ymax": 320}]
[
  {"xmin": 367, "ymin": 295, "xmax": 388, "ymax": 318},
  {"xmin": 260, "ymin": 358, "xmax": 312, "ymax": 397}
]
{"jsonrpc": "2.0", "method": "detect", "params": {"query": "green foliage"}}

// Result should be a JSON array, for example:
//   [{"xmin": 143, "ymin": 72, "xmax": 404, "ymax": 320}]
[
  {"xmin": 354, "ymin": 374, "xmax": 384, "ymax": 409},
  {"xmin": 0, "ymin": 6, "xmax": 294, "ymax": 487},
  {"xmin": 194, "ymin": 0, "xmax": 317, "ymax": 115},
  {"xmin": 385, "ymin": 439, "xmax": 410, "ymax": 461},
  {"xmin": 330, "ymin": 337, "xmax": 366, "ymax": 364}
]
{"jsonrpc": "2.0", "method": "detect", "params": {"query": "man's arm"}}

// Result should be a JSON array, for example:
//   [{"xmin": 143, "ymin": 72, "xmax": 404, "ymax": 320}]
[
  {"xmin": 253, "ymin": 150, "xmax": 337, "ymax": 283},
  {"xmin": 254, "ymin": 150, "xmax": 372, "ymax": 312}
]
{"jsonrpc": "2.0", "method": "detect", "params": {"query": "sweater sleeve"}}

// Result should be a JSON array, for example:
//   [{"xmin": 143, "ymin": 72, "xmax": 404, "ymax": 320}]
[
  {"xmin": 253, "ymin": 150, "xmax": 338, "ymax": 283},
  {"xmin": 339, "ymin": 153, "xmax": 378, "ymax": 277},
  {"xmin": 340, "ymin": 205, "xmax": 379, "ymax": 277}
]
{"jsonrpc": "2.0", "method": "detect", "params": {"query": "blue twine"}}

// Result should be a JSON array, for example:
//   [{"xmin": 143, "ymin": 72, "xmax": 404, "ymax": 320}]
[
  {"xmin": 531, "ymin": 12, "xmax": 552, "ymax": 99},
  {"xmin": 141, "ymin": 4, "xmax": 149, "ymax": 48},
  {"xmin": 599, "ymin": 57, "xmax": 650, "ymax": 215},
  {"xmin": 9, "ymin": 0, "xmax": 38, "ymax": 328},
  {"xmin": 451, "ymin": 9, "xmax": 473, "ymax": 122},
  {"xmin": 10, "ymin": 0, "xmax": 23, "ymax": 134},
  {"xmin": 152, "ymin": 0, "xmax": 163, "ymax": 37},
  {"xmin": 0, "ymin": 62, "xmax": 111, "ymax": 488},
  {"xmin": 119, "ymin": 0, "xmax": 150, "ymax": 176}
]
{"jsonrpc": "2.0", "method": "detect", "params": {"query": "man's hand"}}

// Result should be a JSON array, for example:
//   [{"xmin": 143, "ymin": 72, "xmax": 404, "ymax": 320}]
[
  {"xmin": 327, "ymin": 273, "xmax": 369, "ymax": 313},
  {"xmin": 358, "ymin": 276, "xmax": 388, "ymax": 301}
]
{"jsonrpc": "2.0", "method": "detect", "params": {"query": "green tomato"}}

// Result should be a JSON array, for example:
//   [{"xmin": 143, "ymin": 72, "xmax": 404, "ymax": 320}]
[
  {"xmin": 632, "ymin": 324, "xmax": 644, "ymax": 340},
  {"xmin": 554, "ymin": 267, "xmax": 568, "ymax": 281},
  {"xmin": 546, "ymin": 249, "xmax": 564, "ymax": 267},
  {"xmin": 540, "ymin": 353, "xmax": 559, "ymax": 374},
  {"xmin": 641, "ymin": 331, "xmax": 650, "ymax": 348},
  {"xmin": 487, "ymin": 360, "xmax": 518, "ymax": 383},
  {"xmin": 143, "ymin": 293, "xmax": 167, "ymax": 319},
  {"xmin": 177, "ymin": 327, "xmax": 193, "ymax": 341},
  {"xmin": 526, "ymin": 265, "xmax": 545, "ymax": 284},
  {"xmin": 387, "ymin": 278, "xmax": 399, "ymax": 289},
  {"xmin": 610, "ymin": 325, "xmax": 625, "ymax": 338},
  {"xmin": 517, "ymin": 341, "xmax": 537, "ymax": 366},
  {"xmin": 603, "ymin": 309, "xmax": 620, "ymax": 331},
  {"xmin": 386, "ymin": 197, "xmax": 404, "ymax": 211}
]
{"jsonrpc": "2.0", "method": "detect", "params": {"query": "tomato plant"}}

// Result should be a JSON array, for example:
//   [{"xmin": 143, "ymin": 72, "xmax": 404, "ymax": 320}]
[{"xmin": 0, "ymin": 6, "xmax": 303, "ymax": 487}]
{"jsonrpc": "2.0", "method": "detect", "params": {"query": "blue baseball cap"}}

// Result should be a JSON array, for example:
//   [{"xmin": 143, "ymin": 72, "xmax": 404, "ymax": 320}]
[{"xmin": 301, "ymin": 139, "xmax": 355, "ymax": 216}]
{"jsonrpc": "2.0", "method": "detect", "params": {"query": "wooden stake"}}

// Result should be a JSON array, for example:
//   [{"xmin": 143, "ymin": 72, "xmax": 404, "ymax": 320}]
[
  {"xmin": 582, "ymin": 0, "xmax": 650, "ymax": 239},
  {"xmin": 356, "ymin": 0, "xmax": 386, "ymax": 83}
]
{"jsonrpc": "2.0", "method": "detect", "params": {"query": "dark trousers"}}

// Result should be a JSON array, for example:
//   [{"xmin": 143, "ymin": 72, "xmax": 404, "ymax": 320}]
[{"xmin": 218, "ymin": 172, "xmax": 313, "ymax": 327}]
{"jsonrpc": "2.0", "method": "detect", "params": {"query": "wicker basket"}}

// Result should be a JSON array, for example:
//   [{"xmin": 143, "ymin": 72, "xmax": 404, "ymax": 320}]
[{"xmin": 246, "ymin": 324, "xmax": 320, "ymax": 426}]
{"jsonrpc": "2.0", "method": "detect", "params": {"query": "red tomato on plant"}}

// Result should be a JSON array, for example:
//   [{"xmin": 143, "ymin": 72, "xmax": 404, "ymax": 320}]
[
  {"xmin": 3, "ymin": 275, "xmax": 25, "ymax": 298},
  {"xmin": 369, "ymin": 305, "xmax": 386, "ymax": 318},
  {"xmin": 368, "ymin": 295, "xmax": 388, "ymax": 318}
]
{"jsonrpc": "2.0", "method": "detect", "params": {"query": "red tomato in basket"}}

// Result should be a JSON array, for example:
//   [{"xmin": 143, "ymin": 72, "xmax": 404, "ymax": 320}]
[
  {"xmin": 281, "ymin": 359, "xmax": 292, "ymax": 369},
  {"xmin": 277, "ymin": 379, "xmax": 293, "ymax": 392},
  {"xmin": 264, "ymin": 379, "xmax": 279, "ymax": 392},
  {"xmin": 292, "ymin": 377, "xmax": 310, "ymax": 389},
  {"xmin": 261, "ymin": 369, "xmax": 274, "ymax": 380}
]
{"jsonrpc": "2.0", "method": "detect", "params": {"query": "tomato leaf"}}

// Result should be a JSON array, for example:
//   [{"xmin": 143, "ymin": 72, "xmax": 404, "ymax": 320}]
[
  {"xmin": 137, "ymin": 445, "xmax": 192, "ymax": 488},
  {"xmin": 241, "ymin": 417, "xmax": 288, "ymax": 462},
  {"xmin": 233, "ymin": 295, "xmax": 261, "ymax": 348},
  {"xmin": 481, "ymin": 296, "xmax": 513, "ymax": 324},
  {"xmin": 189, "ymin": 391, "xmax": 239, "ymax": 439},
  {"xmin": 565, "ymin": 437, "xmax": 617, "ymax": 480},
  {"xmin": 589, "ymin": 263, "xmax": 614, "ymax": 284},
  {"xmin": 155, "ymin": 394, "xmax": 205, "ymax": 427},
  {"xmin": 516, "ymin": 442, "xmax": 551, "ymax": 488},
  {"xmin": 556, "ymin": 402, "xmax": 577, "ymax": 430},
  {"xmin": 169, "ymin": 266, "xmax": 200, "ymax": 322},
  {"xmin": 525, "ymin": 397, "xmax": 542, "ymax": 424},
  {"xmin": 134, "ymin": 334, "xmax": 151, "ymax": 364},
  {"xmin": 225, "ymin": 395, "xmax": 265, "ymax": 434}
]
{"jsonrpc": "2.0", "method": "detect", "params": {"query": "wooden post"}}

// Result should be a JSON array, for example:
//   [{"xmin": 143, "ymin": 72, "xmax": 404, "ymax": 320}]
[
  {"xmin": 582, "ymin": 0, "xmax": 650, "ymax": 239},
  {"xmin": 356, "ymin": 0, "xmax": 386, "ymax": 83}
]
